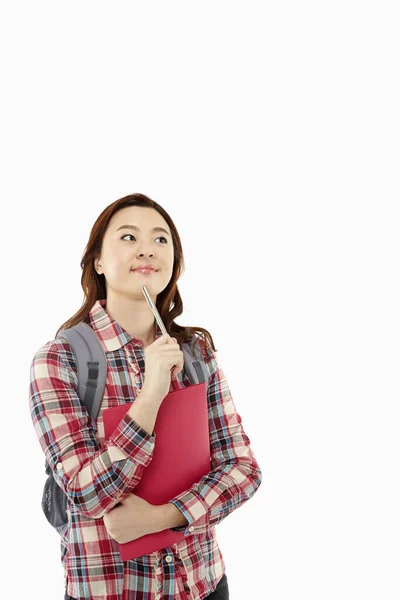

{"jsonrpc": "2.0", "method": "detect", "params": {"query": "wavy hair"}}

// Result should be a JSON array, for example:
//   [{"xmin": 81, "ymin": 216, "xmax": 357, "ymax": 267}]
[{"xmin": 55, "ymin": 193, "xmax": 217, "ymax": 356}]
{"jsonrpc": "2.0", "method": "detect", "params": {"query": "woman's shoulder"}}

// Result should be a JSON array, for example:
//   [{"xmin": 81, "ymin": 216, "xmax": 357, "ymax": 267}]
[
  {"xmin": 30, "ymin": 335, "xmax": 78, "ymax": 380},
  {"xmin": 32, "ymin": 334, "xmax": 74, "ymax": 359}
]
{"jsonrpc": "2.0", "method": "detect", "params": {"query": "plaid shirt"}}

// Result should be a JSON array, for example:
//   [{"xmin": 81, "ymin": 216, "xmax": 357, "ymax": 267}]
[{"xmin": 29, "ymin": 299, "xmax": 262, "ymax": 600}]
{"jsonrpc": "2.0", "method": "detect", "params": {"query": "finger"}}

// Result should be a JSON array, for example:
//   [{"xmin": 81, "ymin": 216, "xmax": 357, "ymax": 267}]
[{"xmin": 152, "ymin": 334, "xmax": 170, "ymax": 345}]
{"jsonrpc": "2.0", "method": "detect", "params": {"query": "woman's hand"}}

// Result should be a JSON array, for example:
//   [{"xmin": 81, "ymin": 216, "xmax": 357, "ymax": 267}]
[
  {"xmin": 141, "ymin": 334, "xmax": 184, "ymax": 405},
  {"xmin": 103, "ymin": 493, "xmax": 163, "ymax": 544}
]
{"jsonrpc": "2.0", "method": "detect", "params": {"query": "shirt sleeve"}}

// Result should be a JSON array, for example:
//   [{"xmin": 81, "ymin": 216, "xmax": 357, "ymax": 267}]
[
  {"xmin": 29, "ymin": 339, "xmax": 156, "ymax": 519},
  {"xmin": 167, "ymin": 336, "xmax": 262, "ymax": 537}
]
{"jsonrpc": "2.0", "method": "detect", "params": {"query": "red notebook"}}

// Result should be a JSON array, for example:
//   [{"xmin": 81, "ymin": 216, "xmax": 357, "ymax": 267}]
[{"xmin": 102, "ymin": 381, "xmax": 210, "ymax": 560}]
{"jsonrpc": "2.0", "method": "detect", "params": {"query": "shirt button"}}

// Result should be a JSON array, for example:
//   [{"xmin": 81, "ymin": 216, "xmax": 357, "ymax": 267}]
[
  {"xmin": 56, "ymin": 462, "xmax": 62, "ymax": 470},
  {"xmin": 189, "ymin": 526, "xmax": 194, "ymax": 532},
  {"xmin": 165, "ymin": 556, "xmax": 172, "ymax": 563}
]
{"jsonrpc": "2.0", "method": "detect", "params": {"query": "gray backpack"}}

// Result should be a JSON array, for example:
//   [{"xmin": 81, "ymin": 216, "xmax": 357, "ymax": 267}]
[{"xmin": 42, "ymin": 322, "xmax": 208, "ymax": 535}]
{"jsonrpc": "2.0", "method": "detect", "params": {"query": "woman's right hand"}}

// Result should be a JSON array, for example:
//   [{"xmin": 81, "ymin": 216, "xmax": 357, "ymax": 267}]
[{"xmin": 140, "ymin": 334, "xmax": 184, "ymax": 405}]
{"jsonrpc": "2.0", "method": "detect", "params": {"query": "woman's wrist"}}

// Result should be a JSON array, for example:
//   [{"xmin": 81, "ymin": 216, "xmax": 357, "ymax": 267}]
[{"xmin": 155, "ymin": 502, "xmax": 189, "ymax": 531}]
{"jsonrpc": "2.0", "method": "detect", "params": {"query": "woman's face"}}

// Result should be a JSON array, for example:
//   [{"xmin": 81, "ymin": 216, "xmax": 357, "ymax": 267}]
[{"xmin": 95, "ymin": 205, "xmax": 175, "ymax": 300}]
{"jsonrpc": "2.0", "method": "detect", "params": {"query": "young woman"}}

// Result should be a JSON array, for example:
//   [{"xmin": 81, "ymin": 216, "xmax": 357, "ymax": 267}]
[{"xmin": 29, "ymin": 193, "xmax": 262, "ymax": 600}]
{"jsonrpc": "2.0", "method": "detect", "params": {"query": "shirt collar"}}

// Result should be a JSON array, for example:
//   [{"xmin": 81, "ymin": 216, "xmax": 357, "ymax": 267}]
[{"xmin": 88, "ymin": 298, "xmax": 163, "ymax": 354}]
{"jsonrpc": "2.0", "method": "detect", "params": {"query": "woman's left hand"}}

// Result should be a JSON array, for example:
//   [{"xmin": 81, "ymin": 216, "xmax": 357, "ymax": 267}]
[{"xmin": 103, "ymin": 493, "xmax": 163, "ymax": 544}]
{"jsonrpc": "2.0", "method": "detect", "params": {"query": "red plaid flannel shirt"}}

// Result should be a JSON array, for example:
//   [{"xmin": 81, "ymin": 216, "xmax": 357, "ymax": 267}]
[{"xmin": 29, "ymin": 299, "xmax": 262, "ymax": 599}]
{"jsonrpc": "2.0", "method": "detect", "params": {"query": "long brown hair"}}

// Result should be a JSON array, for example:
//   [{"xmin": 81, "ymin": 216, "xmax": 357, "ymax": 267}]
[{"xmin": 55, "ymin": 193, "xmax": 217, "ymax": 356}]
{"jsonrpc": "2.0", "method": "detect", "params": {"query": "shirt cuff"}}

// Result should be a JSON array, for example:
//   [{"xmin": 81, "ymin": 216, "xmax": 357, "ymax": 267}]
[
  {"xmin": 168, "ymin": 490, "xmax": 210, "ymax": 537},
  {"xmin": 108, "ymin": 411, "xmax": 156, "ymax": 466}
]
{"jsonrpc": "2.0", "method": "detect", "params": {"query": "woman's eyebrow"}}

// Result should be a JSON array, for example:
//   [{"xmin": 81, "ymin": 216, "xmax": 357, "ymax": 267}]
[{"xmin": 116, "ymin": 224, "xmax": 170, "ymax": 236}]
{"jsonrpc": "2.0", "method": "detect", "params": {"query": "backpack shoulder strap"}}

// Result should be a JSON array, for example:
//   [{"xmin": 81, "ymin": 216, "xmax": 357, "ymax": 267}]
[
  {"xmin": 181, "ymin": 335, "xmax": 209, "ymax": 397},
  {"xmin": 57, "ymin": 322, "xmax": 107, "ymax": 421},
  {"xmin": 57, "ymin": 325, "xmax": 209, "ymax": 420}
]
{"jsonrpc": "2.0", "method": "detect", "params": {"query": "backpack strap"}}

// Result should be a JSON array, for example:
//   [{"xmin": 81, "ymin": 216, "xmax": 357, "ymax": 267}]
[
  {"xmin": 56, "ymin": 324, "xmax": 209, "ymax": 423},
  {"xmin": 57, "ymin": 322, "xmax": 107, "ymax": 421},
  {"xmin": 181, "ymin": 336, "xmax": 208, "ymax": 395}
]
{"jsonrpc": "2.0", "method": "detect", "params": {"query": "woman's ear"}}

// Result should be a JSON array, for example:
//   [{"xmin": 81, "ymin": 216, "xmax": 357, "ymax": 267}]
[{"xmin": 94, "ymin": 259, "xmax": 102, "ymax": 274}]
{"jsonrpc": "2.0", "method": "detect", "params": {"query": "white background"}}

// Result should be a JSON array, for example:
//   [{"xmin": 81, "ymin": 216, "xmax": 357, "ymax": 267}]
[{"xmin": 1, "ymin": 1, "xmax": 399, "ymax": 599}]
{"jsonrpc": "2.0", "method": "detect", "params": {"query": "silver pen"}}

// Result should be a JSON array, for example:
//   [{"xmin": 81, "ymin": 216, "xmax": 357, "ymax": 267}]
[
  {"xmin": 141, "ymin": 285, "xmax": 168, "ymax": 336},
  {"xmin": 141, "ymin": 284, "xmax": 180, "ymax": 391}
]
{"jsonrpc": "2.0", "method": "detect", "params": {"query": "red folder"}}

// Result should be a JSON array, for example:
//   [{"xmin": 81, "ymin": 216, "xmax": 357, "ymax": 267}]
[{"xmin": 102, "ymin": 381, "xmax": 210, "ymax": 560}]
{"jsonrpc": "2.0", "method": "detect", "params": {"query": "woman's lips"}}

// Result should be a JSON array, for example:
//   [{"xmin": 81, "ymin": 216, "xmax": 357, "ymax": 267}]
[{"xmin": 132, "ymin": 268, "xmax": 157, "ymax": 274}]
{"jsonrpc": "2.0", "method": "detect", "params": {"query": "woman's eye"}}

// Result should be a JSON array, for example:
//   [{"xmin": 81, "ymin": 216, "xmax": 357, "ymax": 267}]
[{"xmin": 121, "ymin": 234, "xmax": 168, "ymax": 243}]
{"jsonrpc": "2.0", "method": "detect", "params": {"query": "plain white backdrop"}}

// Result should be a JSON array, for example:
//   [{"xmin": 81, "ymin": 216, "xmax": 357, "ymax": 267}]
[{"xmin": 1, "ymin": 1, "xmax": 399, "ymax": 599}]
